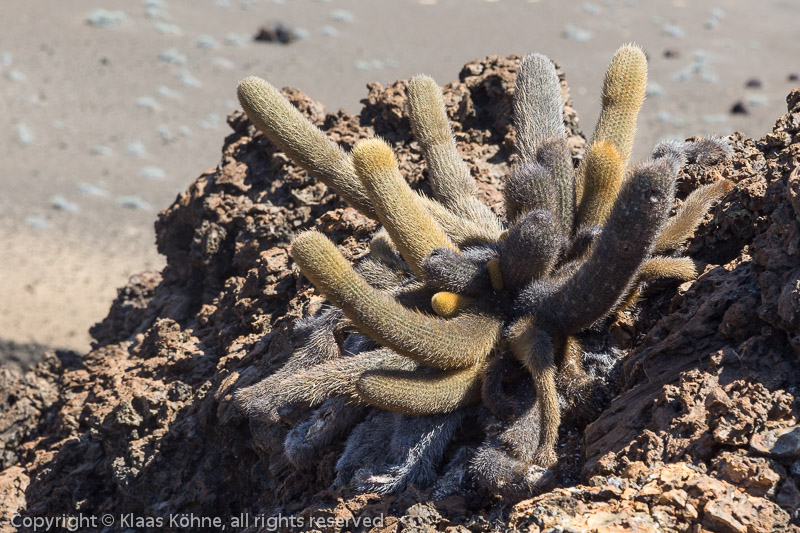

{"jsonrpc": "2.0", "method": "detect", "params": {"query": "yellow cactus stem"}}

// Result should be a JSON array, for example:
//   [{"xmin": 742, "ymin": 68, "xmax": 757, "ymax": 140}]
[
  {"xmin": 577, "ymin": 140, "xmax": 626, "ymax": 227},
  {"xmin": 280, "ymin": 348, "xmax": 416, "ymax": 407},
  {"xmin": 431, "ymin": 291, "xmax": 473, "ymax": 318},
  {"xmin": 593, "ymin": 43, "xmax": 648, "ymax": 164},
  {"xmin": 351, "ymin": 138, "xmax": 459, "ymax": 277},
  {"xmin": 418, "ymin": 195, "xmax": 502, "ymax": 246},
  {"xmin": 576, "ymin": 44, "xmax": 647, "ymax": 204},
  {"xmin": 655, "ymin": 179, "xmax": 734, "ymax": 253},
  {"xmin": 356, "ymin": 361, "xmax": 486, "ymax": 415},
  {"xmin": 637, "ymin": 256, "xmax": 699, "ymax": 283},
  {"xmin": 291, "ymin": 231, "xmax": 502, "ymax": 370},
  {"xmin": 487, "ymin": 258, "xmax": 504, "ymax": 291},
  {"xmin": 407, "ymin": 76, "xmax": 503, "ymax": 237},
  {"xmin": 507, "ymin": 317, "xmax": 560, "ymax": 468},
  {"xmin": 616, "ymin": 286, "xmax": 642, "ymax": 315},
  {"xmin": 617, "ymin": 257, "xmax": 699, "ymax": 315},
  {"xmin": 237, "ymin": 76, "xmax": 374, "ymax": 216}
]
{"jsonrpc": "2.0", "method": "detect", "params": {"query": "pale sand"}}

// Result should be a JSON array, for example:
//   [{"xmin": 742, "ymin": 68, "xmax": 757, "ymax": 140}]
[{"xmin": 1, "ymin": 0, "xmax": 798, "ymax": 356}]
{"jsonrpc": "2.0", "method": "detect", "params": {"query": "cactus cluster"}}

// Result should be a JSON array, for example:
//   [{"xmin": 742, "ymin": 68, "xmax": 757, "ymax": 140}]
[{"xmin": 234, "ymin": 44, "xmax": 732, "ymax": 497}]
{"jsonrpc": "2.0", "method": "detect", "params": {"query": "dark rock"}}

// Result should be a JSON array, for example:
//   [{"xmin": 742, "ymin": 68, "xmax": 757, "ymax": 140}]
[
  {"xmin": 751, "ymin": 427, "xmax": 800, "ymax": 459},
  {"xmin": 254, "ymin": 22, "xmax": 297, "ymax": 44},
  {"xmin": 746, "ymin": 78, "xmax": 764, "ymax": 89},
  {"xmin": 731, "ymin": 101, "xmax": 749, "ymax": 114}
]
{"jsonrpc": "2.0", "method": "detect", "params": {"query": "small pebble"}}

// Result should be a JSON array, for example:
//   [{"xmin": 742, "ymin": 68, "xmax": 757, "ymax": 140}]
[
  {"xmin": 646, "ymin": 82, "xmax": 665, "ymax": 98},
  {"xmin": 788, "ymin": 73, "xmax": 799, "ymax": 82},
  {"xmin": 177, "ymin": 69, "xmax": 201, "ymax": 87},
  {"xmin": 694, "ymin": 49, "xmax": 711, "ymax": 62},
  {"xmin": 321, "ymin": 25, "xmax": 339, "ymax": 37},
  {"xmin": 254, "ymin": 22, "xmax": 298, "ymax": 44},
  {"xmin": 50, "ymin": 195, "xmax": 80, "ymax": 213},
  {"xmin": 178, "ymin": 125, "xmax": 192, "ymax": 137},
  {"xmin": 0, "ymin": 51, "xmax": 12, "ymax": 66},
  {"xmin": 215, "ymin": 0, "xmax": 231, "ymax": 6},
  {"xmin": 157, "ymin": 125, "xmax": 172, "ymax": 142},
  {"xmin": 224, "ymin": 33, "xmax": 248, "ymax": 46},
  {"xmin": 145, "ymin": 6, "xmax": 171, "ymax": 19},
  {"xmin": 746, "ymin": 94, "xmax": 768, "ymax": 107},
  {"xmin": 154, "ymin": 22, "xmax": 183, "ymax": 36},
  {"xmin": 745, "ymin": 77, "xmax": 763, "ymax": 89},
  {"xmin": 91, "ymin": 145, "xmax": 113, "ymax": 156},
  {"xmin": 6, "ymin": 70, "xmax": 25, "ymax": 82},
  {"xmin": 663, "ymin": 23, "xmax": 685, "ymax": 39},
  {"xmin": 136, "ymin": 96, "xmax": 158, "ymax": 110},
  {"xmin": 710, "ymin": 7, "xmax": 726, "ymax": 19},
  {"xmin": 200, "ymin": 114, "xmax": 219, "ymax": 129},
  {"xmin": 563, "ymin": 24, "xmax": 593, "ymax": 43},
  {"xmin": 87, "ymin": 9, "xmax": 127, "ymax": 28},
  {"xmin": 704, "ymin": 18, "xmax": 719, "ymax": 30},
  {"xmin": 78, "ymin": 183, "xmax": 109, "ymax": 197},
  {"xmin": 158, "ymin": 47, "xmax": 187, "ymax": 65},
  {"xmin": 330, "ymin": 9, "xmax": 354, "ymax": 23},
  {"xmin": 118, "ymin": 196, "xmax": 151, "ymax": 210},
  {"xmin": 293, "ymin": 28, "xmax": 310, "ymax": 40},
  {"xmin": 663, "ymin": 49, "xmax": 680, "ymax": 59},
  {"xmin": 25, "ymin": 215, "xmax": 50, "ymax": 229},
  {"xmin": 730, "ymin": 101, "xmax": 748, "ymax": 114},
  {"xmin": 700, "ymin": 71, "xmax": 718, "ymax": 84},
  {"xmin": 672, "ymin": 51, "xmax": 717, "ymax": 84},
  {"xmin": 156, "ymin": 85, "xmax": 182, "ymax": 100},
  {"xmin": 582, "ymin": 2, "xmax": 600, "ymax": 15},
  {"xmin": 139, "ymin": 166, "xmax": 166, "ymax": 180},
  {"xmin": 16, "ymin": 123, "xmax": 34, "ymax": 146},
  {"xmin": 196, "ymin": 35, "xmax": 220, "ymax": 49},
  {"xmin": 385, "ymin": 59, "xmax": 399, "ymax": 69},
  {"xmin": 126, "ymin": 140, "xmax": 147, "ymax": 157},
  {"xmin": 355, "ymin": 60, "xmax": 371, "ymax": 71},
  {"xmin": 211, "ymin": 57, "xmax": 235, "ymax": 69}
]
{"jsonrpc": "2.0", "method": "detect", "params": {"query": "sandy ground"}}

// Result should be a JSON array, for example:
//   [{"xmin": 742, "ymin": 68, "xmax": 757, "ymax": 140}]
[{"xmin": 1, "ymin": 0, "xmax": 798, "ymax": 358}]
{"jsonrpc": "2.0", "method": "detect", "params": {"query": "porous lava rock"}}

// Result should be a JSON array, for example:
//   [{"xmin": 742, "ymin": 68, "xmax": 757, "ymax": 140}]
[{"xmin": 1, "ymin": 60, "xmax": 799, "ymax": 533}]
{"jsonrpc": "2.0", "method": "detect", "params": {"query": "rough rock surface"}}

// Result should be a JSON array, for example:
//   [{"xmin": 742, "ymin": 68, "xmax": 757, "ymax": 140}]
[{"xmin": 1, "ymin": 58, "xmax": 799, "ymax": 532}]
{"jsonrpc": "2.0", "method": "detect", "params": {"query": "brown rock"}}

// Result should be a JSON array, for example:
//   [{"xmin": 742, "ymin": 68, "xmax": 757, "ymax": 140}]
[
  {"xmin": 751, "ymin": 426, "xmax": 800, "ymax": 459},
  {"xmin": 713, "ymin": 451, "xmax": 785, "ymax": 497},
  {"xmin": 3, "ymin": 59, "xmax": 800, "ymax": 533}
]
